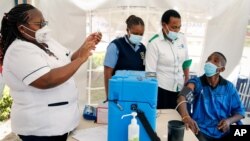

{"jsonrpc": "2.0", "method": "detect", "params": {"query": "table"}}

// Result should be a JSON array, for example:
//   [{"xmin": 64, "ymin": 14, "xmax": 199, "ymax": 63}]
[
  {"xmin": 156, "ymin": 109, "xmax": 198, "ymax": 141},
  {"xmin": 68, "ymin": 109, "xmax": 198, "ymax": 141}
]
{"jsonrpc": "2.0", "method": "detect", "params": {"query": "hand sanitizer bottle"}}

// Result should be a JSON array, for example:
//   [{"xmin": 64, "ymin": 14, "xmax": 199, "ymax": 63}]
[{"xmin": 121, "ymin": 112, "xmax": 139, "ymax": 141}]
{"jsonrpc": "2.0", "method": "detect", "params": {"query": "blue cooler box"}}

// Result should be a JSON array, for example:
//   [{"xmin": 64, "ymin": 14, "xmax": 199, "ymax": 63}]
[{"xmin": 108, "ymin": 70, "xmax": 158, "ymax": 141}]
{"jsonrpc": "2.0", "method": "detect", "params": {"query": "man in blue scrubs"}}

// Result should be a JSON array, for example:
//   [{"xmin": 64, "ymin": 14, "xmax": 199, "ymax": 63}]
[{"xmin": 177, "ymin": 52, "xmax": 245, "ymax": 141}]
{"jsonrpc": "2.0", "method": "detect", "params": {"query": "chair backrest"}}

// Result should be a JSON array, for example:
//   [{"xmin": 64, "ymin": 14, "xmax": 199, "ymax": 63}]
[{"xmin": 238, "ymin": 81, "xmax": 250, "ymax": 112}]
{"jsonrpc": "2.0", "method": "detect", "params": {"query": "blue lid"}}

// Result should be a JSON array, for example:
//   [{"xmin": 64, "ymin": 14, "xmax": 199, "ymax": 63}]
[{"xmin": 108, "ymin": 70, "xmax": 158, "ymax": 107}]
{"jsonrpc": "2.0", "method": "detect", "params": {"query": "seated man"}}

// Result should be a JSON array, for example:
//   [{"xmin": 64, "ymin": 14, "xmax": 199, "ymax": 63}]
[{"xmin": 177, "ymin": 52, "xmax": 245, "ymax": 141}]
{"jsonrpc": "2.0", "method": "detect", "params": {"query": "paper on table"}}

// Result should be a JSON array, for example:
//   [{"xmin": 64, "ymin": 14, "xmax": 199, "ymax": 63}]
[{"xmin": 72, "ymin": 125, "xmax": 107, "ymax": 141}]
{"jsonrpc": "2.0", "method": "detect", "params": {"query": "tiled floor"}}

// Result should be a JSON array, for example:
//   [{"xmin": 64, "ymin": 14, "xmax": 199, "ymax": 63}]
[
  {"xmin": 0, "ymin": 132, "xmax": 20, "ymax": 141},
  {"xmin": 0, "ymin": 120, "xmax": 20, "ymax": 141}
]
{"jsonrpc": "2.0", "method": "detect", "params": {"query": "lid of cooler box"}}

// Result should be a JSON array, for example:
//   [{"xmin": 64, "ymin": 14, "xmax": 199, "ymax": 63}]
[
  {"xmin": 108, "ymin": 70, "xmax": 158, "ymax": 107},
  {"xmin": 113, "ymin": 70, "xmax": 157, "ymax": 79}
]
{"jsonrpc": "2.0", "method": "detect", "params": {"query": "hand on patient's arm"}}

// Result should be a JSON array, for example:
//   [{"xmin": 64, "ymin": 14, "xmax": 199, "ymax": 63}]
[
  {"xmin": 183, "ymin": 68, "xmax": 190, "ymax": 84},
  {"xmin": 182, "ymin": 59, "xmax": 192, "ymax": 83}
]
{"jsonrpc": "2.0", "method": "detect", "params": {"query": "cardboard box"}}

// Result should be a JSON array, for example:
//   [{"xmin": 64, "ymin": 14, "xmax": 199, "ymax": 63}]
[{"xmin": 96, "ymin": 103, "xmax": 108, "ymax": 124}]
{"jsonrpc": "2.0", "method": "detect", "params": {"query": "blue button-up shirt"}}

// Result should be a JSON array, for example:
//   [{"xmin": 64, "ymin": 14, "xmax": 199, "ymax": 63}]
[{"xmin": 188, "ymin": 75, "xmax": 245, "ymax": 138}]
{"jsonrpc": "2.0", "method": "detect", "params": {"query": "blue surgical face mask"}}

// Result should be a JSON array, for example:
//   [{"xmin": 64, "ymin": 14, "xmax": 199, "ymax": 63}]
[
  {"xmin": 129, "ymin": 34, "xmax": 142, "ymax": 45},
  {"xmin": 204, "ymin": 62, "xmax": 222, "ymax": 77},
  {"xmin": 166, "ymin": 26, "xmax": 178, "ymax": 41}
]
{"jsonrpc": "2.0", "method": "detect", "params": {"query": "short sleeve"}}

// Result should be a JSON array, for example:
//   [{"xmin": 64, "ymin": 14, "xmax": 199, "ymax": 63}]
[
  {"xmin": 182, "ymin": 59, "xmax": 192, "ymax": 70},
  {"xmin": 104, "ymin": 43, "xmax": 119, "ymax": 68},
  {"xmin": 6, "ymin": 42, "xmax": 51, "ymax": 85}
]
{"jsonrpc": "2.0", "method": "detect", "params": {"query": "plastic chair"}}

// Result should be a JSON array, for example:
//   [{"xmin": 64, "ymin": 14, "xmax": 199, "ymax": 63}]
[
  {"xmin": 239, "ymin": 81, "xmax": 250, "ymax": 110},
  {"xmin": 237, "ymin": 77, "xmax": 250, "ymax": 94},
  {"xmin": 238, "ymin": 79, "xmax": 250, "ymax": 124}
]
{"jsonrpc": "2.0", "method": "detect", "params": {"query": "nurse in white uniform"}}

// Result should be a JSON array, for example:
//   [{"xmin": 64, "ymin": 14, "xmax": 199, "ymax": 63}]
[{"xmin": 0, "ymin": 4, "xmax": 101, "ymax": 141}]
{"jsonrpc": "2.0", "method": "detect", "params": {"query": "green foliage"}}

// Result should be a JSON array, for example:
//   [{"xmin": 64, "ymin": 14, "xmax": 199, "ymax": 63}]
[
  {"xmin": 0, "ymin": 86, "xmax": 12, "ymax": 121},
  {"xmin": 92, "ymin": 52, "xmax": 105, "ymax": 69}
]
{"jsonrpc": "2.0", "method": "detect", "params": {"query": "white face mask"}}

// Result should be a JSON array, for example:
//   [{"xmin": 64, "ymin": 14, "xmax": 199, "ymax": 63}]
[
  {"xmin": 129, "ymin": 34, "xmax": 143, "ymax": 45},
  {"xmin": 20, "ymin": 25, "xmax": 51, "ymax": 43},
  {"xmin": 166, "ymin": 26, "xmax": 178, "ymax": 41}
]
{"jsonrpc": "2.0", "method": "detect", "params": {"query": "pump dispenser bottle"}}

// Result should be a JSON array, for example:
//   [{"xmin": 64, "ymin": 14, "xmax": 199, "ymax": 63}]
[{"xmin": 121, "ymin": 112, "xmax": 139, "ymax": 141}]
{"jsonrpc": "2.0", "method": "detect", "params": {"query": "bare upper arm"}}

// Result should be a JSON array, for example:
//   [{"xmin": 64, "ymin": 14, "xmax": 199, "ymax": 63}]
[
  {"xmin": 186, "ymin": 82, "xmax": 195, "ymax": 91},
  {"xmin": 104, "ymin": 66, "xmax": 114, "ymax": 75},
  {"xmin": 30, "ymin": 71, "xmax": 52, "ymax": 89}
]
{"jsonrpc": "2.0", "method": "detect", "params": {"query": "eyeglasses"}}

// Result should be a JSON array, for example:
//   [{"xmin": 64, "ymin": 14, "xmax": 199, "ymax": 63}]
[{"xmin": 27, "ymin": 21, "xmax": 48, "ymax": 28}]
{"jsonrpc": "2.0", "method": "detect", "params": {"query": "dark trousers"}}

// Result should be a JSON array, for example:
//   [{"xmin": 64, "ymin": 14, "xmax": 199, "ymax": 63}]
[
  {"xmin": 157, "ymin": 87, "xmax": 179, "ymax": 109},
  {"xmin": 18, "ymin": 133, "xmax": 68, "ymax": 141},
  {"xmin": 196, "ymin": 131, "xmax": 230, "ymax": 141}
]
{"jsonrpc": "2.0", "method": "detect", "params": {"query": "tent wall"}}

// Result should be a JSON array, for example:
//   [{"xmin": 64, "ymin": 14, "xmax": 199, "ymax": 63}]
[
  {"xmin": 1, "ymin": 0, "xmax": 250, "ymax": 103},
  {"xmin": 201, "ymin": 0, "xmax": 250, "ymax": 83},
  {"xmin": 35, "ymin": 0, "xmax": 89, "ymax": 105},
  {"xmin": 0, "ymin": 1, "xmax": 14, "ymax": 19}
]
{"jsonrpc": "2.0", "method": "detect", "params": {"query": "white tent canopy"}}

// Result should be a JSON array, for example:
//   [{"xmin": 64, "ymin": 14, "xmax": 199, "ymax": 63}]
[
  {"xmin": 1, "ymin": 0, "xmax": 250, "ymax": 104},
  {"xmin": 35, "ymin": 0, "xmax": 250, "ymax": 77}
]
